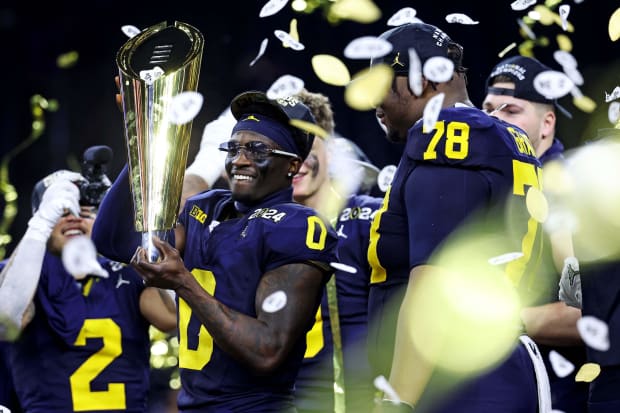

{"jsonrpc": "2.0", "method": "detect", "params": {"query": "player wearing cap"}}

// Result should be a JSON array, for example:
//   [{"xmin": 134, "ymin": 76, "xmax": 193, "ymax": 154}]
[
  {"xmin": 484, "ymin": 55, "xmax": 588, "ymax": 413},
  {"xmin": 367, "ymin": 23, "xmax": 547, "ymax": 412},
  {"xmin": 92, "ymin": 91, "xmax": 338, "ymax": 412},
  {"xmin": 0, "ymin": 157, "xmax": 176, "ymax": 412},
  {"xmin": 292, "ymin": 89, "xmax": 381, "ymax": 413}
]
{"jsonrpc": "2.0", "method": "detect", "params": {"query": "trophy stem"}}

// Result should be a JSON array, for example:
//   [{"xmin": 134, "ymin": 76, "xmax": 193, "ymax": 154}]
[{"xmin": 142, "ymin": 230, "xmax": 171, "ymax": 262}]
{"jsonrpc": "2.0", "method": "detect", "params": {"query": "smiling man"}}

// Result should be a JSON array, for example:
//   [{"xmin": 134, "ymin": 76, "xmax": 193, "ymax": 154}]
[{"xmin": 92, "ymin": 91, "xmax": 339, "ymax": 412}]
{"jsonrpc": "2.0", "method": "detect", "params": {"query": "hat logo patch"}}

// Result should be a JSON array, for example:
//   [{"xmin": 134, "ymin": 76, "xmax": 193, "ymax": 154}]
[
  {"xmin": 432, "ymin": 29, "xmax": 449, "ymax": 47},
  {"xmin": 391, "ymin": 52, "xmax": 405, "ymax": 67},
  {"xmin": 490, "ymin": 63, "xmax": 526, "ymax": 81},
  {"xmin": 243, "ymin": 115, "xmax": 261, "ymax": 122}
]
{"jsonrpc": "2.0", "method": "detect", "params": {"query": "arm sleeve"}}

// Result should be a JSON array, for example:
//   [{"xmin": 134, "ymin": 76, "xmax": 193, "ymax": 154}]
[{"xmin": 91, "ymin": 164, "xmax": 141, "ymax": 263}]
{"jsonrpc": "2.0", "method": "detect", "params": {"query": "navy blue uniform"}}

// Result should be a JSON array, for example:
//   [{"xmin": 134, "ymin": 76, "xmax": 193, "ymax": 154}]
[
  {"xmin": 0, "ymin": 340, "xmax": 20, "ymax": 413},
  {"xmin": 176, "ymin": 188, "xmax": 338, "ymax": 412},
  {"xmin": 295, "ymin": 195, "xmax": 381, "ymax": 413},
  {"xmin": 8, "ymin": 254, "xmax": 150, "ymax": 413},
  {"xmin": 368, "ymin": 107, "xmax": 544, "ymax": 412}
]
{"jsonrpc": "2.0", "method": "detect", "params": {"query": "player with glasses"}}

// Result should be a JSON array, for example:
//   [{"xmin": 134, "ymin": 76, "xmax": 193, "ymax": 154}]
[{"xmin": 218, "ymin": 140, "xmax": 300, "ymax": 161}]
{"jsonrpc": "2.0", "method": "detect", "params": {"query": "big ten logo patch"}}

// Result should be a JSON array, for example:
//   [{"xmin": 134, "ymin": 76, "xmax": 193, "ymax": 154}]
[{"xmin": 189, "ymin": 205, "xmax": 208, "ymax": 224}]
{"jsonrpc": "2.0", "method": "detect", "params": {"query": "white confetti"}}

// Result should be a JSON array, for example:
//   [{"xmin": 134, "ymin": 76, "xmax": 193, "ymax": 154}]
[
  {"xmin": 139, "ymin": 66, "xmax": 164, "ymax": 86},
  {"xmin": 408, "ymin": 48, "xmax": 423, "ymax": 96},
  {"xmin": 488, "ymin": 252, "xmax": 524, "ymax": 265},
  {"xmin": 377, "ymin": 165, "xmax": 397, "ymax": 192},
  {"xmin": 373, "ymin": 375, "xmax": 402, "ymax": 404},
  {"xmin": 121, "ymin": 25, "xmax": 141, "ymax": 38},
  {"xmin": 570, "ymin": 86, "xmax": 583, "ymax": 98},
  {"xmin": 387, "ymin": 7, "xmax": 420, "ymax": 26},
  {"xmin": 517, "ymin": 18, "xmax": 537, "ymax": 40},
  {"xmin": 62, "ymin": 236, "xmax": 109, "ymax": 280},
  {"xmin": 553, "ymin": 50, "xmax": 578, "ymax": 69},
  {"xmin": 533, "ymin": 70, "xmax": 574, "ymax": 100},
  {"xmin": 422, "ymin": 93, "xmax": 445, "ymax": 133},
  {"xmin": 250, "ymin": 38, "xmax": 269, "ymax": 66},
  {"xmin": 330, "ymin": 262, "xmax": 358, "ymax": 274},
  {"xmin": 563, "ymin": 66, "xmax": 584, "ymax": 86},
  {"xmin": 605, "ymin": 86, "xmax": 620, "ymax": 102},
  {"xmin": 445, "ymin": 13, "xmax": 479, "ymax": 25},
  {"xmin": 344, "ymin": 36, "xmax": 393, "ymax": 60},
  {"xmin": 423, "ymin": 57, "xmax": 454, "ymax": 83},
  {"xmin": 169, "ymin": 91, "xmax": 204, "ymax": 125},
  {"xmin": 266, "ymin": 74, "xmax": 304, "ymax": 100},
  {"xmin": 608, "ymin": 102, "xmax": 620, "ymax": 124},
  {"xmin": 548, "ymin": 350, "xmax": 575, "ymax": 378},
  {"xmin": 274, "ymin": 30, "xmax": 305, "ymax": 51},
  {"xmin": 511, "ymin": 0, "xmax": 537, "ymax": 11},
  {"xmin": 577, "ymin": 316, "xmax": 610, "ymax": 352},
  {"xmin": 259, "ymin": 0, "xmax": 289, "ymax": 18},
  {"xmin": 559, "ymin": 5, "xmax": 571, "ymax": 31},
  {"xmin": 262, "ymin": 290, "xmax": 287, "ymax": 313}
]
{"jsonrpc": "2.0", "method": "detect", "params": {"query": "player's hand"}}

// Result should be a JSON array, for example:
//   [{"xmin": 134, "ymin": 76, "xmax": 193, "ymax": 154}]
[
  {"xmin": 130, "ymin": 237, "xmax": 190, "ymax": 291},
  {"xmin": 559, "ymin": 256, "xmax": 582, "ymax": 309},
  {"xmin": 184, "ymin": 107, "xmax": 236, "ymax": 187},
  {"xmin": 25, "ymin": 171, "xmax": 83, "ymax": 242}
]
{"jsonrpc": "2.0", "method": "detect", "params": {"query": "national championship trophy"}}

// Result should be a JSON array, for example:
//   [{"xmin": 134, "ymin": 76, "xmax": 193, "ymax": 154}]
[{"xmin": 116, "ymin": 21, "xmax": 204, "ymax": 261}]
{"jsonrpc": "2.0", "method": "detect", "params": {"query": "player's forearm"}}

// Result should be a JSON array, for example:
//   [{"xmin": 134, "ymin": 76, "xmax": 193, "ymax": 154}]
[
  {"xmin": 176, "ymin": 277, "xmax": 290, "ymax": 374},
  {"xmin": 521, "ymin": 301, "xmax": 582, "ymax": 346},
  {"xmin": 0, "ymin": 238, "xmax": 47, "ymax": 340}
]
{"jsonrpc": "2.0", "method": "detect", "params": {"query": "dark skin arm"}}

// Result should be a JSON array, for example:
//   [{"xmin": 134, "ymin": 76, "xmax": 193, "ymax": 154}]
[{"xmin": 131, "ymin": 237, "xmax": 326, "ymax": 374}]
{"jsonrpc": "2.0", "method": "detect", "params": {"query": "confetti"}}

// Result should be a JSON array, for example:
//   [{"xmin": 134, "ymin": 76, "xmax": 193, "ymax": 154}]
[
  {"xmin": 605, "ymin": 86, "xmax": 620, "ymax": 102},
  {"xmin": 312, "ymin": 54, "xmax": 351, "ymax": 86},
  {"xmin": 577, "ymin": 316, "xmax": 610, "ymax": 352},
  {"xmin": 139, "ymin": 66, "xmax": 164, "ymax": 85},
  {"xmin": 533, "ymin": 5, "xmax": 556, "ymax": 26},
  {"xmin": 517, "ymin": 18, "xmax": 537, "ymax": 40},
  {"xmin": 343, "ymin": 36, "xmax": 393, "ymax": 60},
  {"xmin": 608, "ymin": 102, "xmax": 620, "ymax": 124},
  {"xmin": 377, "ymin": 165, "xmax": 397, "ymax": 192},
  {"xmin": 259, "ymin": 0, "xmax": 289, "ymax": 18},
  {"xmin": 511, "ymin": 0, "xmax": 537, "ymax": 11},
  {"xmin": 422, "ymin": 93, "xmax": 445, "ymax": 133},
  {"xmin": 563, "ymin": 66, "xmax": 584, "ymax": 86},
  {"xmin": 559, "ymin": 5, "xmax": 570, "ymax": 31},
  {"xmin": 56, "ymin": 51, "xmax": 79, "ymax": 69},
  {"xmin": 387, "ymin": 7, "xmax": 419, "ymax": 26},
  {"xmin": 423, "ymin": 57, "xmax": 454, "ymax": 83},
  {"xmin": 249, "ymin": 38, "xmax": 269, "ymax": 67},
  {"xmin": 286, "ymin": 18, "xmax": 300, "ymax": 45},
  {"xmin": 526, "ymin": 187, "xmax": 548, "ymax": 223},
  {"xmin": 498, "ymin": 42, "xmax": 517, "ymax": 58},
  {"xmin": 408, "ymin": 48, "xmax": 423, "ymax": 96},
  {"xmin": 329, "ymin": 0, "xmax": 381, "ymax": 24},
  {"xmin": 290, "ymin": 119, "xmax": 330, "ymax": 139},
  {"xmin": 344, "ymin": 64, "xmax": 393, "ymax": 111},
  {"xmin": 488, "ymin": 252, "xmax": 524, "ymax": 266},
  {"xmin": 274, "ymin": 30, "xmax": 305, "ymax": 51},
  {"xmin": 553, "ymin": 50, "xmax": 577, "ymax": 69},
  {"xmin": 121, "ymin": 25, "xmax": 141, "ymax": 38},
  {"xmin": 609, "ymin": 7, "xmax": 620, "ymax": 41},
  {"xmin": 266, "ymin": 74, "xmax": 304, "ymax": 100},
  {"xmin": 556, "ymin": 35, "xmax": 573, "ymax": 52},
  {"xmin": 330, "ymin": 262, "xmax": 358, "ymax": 274},
  {"xmin": 262, "ymin": 290, "xmax": 287, "ymax": 313},
  {"xmin": 445, "ymin": 13, "xmax": 479, "ymax": 25},
  {"xmin": 548, "ymin": 350, "xmax": 575, "ymax": 378},
  {"xmin": 169, "ymin": 91, "xmax": 204, "ymax": 125},
  {"xmin": 533, "ymin": 70, "xmax": 574, "ymax": 99},
  {"xmin": 62, "ymin": 236, "xmax": 109, "ymax": 280},
  {"xmin": 575, "ymin": 363, "xmax": 601, "ymax": 382},
  {"xmin": 572, "ymin": 95, "xmax": 597, "ymax": 113}
]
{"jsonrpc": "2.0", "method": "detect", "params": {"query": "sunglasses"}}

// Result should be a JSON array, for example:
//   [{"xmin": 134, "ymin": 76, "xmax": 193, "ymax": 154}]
[{"xmin": 218, "ymin": 141, "xmax": 299, "ymax": 161}]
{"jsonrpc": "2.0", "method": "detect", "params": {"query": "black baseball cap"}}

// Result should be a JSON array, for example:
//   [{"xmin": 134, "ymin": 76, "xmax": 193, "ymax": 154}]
[
  {"xmin": 370, "ymin": 23, "xmax": 456, "ymax": 75},
  {"xmin": 486, "ymin": 55, "xmax": 572, "ymax": 118},
  {"xmin": 230, "ymin": 91, "xmax": 316, "ymax": 160}
]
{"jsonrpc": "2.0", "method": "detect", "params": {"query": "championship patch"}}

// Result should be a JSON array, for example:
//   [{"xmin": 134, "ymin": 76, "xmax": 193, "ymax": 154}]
[{"xmin": 248, "ymin": 207, "xmax": 287, "ymax": 223}]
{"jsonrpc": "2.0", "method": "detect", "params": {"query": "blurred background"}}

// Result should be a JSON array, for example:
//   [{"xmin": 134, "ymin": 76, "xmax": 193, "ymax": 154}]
[{"xmin": 1, "ymin": 0, "xmax": 619, "ymax": 258}]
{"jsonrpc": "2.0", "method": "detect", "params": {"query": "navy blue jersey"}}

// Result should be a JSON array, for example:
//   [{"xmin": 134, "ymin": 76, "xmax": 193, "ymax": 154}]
[
  {"xmin": 367, "ymin": 107, "xmax": 544, "ymax": 401},
  {"xmin": 295, "ymin": 195, "xmax": 381, "ymax": 412},
  {"xmin": 177, "ymin": 188, "xmax": 338, "ymax": 411},
  {"xmin": 9, "ymin": 254, "xmax": 150, "ymax": 413}
]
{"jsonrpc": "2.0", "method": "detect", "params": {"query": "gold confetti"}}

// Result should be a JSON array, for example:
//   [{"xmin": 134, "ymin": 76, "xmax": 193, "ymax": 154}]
[
  {"xmin": 526, "ymin": 187, "xmax": 548, "ymax": 223},
  {"xmin": 556, "ymin": 34, "xmax": 573, "ymax": 51},
  {"xmin": 533, "ymin": 5, "xmax": 556, "ymax": 26},
  {"xmin": 329, "ymin": 0, "xmax": 381, "ymax": 23},
  {"xmin": 575, "ymin": 363, "xmax": 601, "ymax": 382},
  {"xmin": 289, "ymin": 18, "xmax": 299, "ymax": 42},
  {"xmin": 518, "ymin": 40, "xmax": 535, "ymax": 57},
  {"xmin": 609, "ymin": 7, "xmax": 620, "ymax": 41},
  {"xmin": 344, "ymin": 64, "xmax": 393, "ymax": 111},
  {"xmin": 544, "ymin": 0, "xmax": 562, "ymax": 7},
  {"xmin": 311, "ymin": 54, "xmax": 351, "ymax": 86},
  {"xmin": 573, "ymin": 95, "xmax": 597, "ymax": 113},
  {"xmin": 289, "ymin": 119, "xmax": 330, "ymax": 139},
  {"xmin": 56, "ymin": 51, "xmax": 79, "ymax": 68},
  {"xmin": 498, "ymin": 42, "xmax": 517, "ymax": 58}
]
